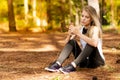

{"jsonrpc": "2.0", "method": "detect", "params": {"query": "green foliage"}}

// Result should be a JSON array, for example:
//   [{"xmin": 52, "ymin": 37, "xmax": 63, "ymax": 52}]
[
  {"xmin": 103, "ymin": 11, "xmax": 111, "ymax": 24},
  {"xmin": 47, "ymin": 0, "xmax": 70, "ymax": 21},
  {"xmin": 115, "ymin": 0, "xmax": 120, "ymax": 25},
  {"xmin": 16, "ymin": 19, "xmax": 26, "ymax": 30},
  {"xmin": 102, "ymin": 0, "xmax": 120, "ymax": 25},
  {"xmin": 14, "ymin": 0, "xmax": 24, "ymax": 15},
  {"xmin": 0, "ymin": 0, "xmax": 8, "ymax": 22},
  {"xmin": 36, "ymin": 0, "xmax": 47, "ymax": 19},
  {"xmin": 52, "ymin": 76, "xmax": 61, "ymax": 80},
  {"xmin": 0, "ymin": 0, "xmax": 120, "ymax": 32},
  {"xmin": 46, "ymin": 0, "xmax": 86, "ymax": 30}
]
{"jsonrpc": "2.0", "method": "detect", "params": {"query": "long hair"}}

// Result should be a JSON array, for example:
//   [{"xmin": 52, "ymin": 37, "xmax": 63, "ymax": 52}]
[{"xmin": 82, "ymin": 5, "xmax": 102, "ymax": 38}]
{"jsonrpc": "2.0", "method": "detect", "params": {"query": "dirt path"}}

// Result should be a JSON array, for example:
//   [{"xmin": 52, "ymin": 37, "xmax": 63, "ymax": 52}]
[{"xmin": 0, "ymin": 32, "xmax": 120, "ymax": 80}]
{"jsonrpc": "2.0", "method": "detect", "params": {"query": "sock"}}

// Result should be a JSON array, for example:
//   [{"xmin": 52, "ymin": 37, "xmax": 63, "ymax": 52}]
[
  {"xmin": 56, "ymin": 61, "xmax": 61, "ymax": 66},
  {"xmin": 71, "ymin": 62, "xmax": 76, "ymax": 68}
]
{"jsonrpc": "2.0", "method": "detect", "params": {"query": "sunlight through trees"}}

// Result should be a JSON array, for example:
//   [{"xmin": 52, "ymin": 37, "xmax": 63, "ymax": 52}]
[{"xmin": 0, "ymin": 0, "xmax": 119, "ymax": 32}]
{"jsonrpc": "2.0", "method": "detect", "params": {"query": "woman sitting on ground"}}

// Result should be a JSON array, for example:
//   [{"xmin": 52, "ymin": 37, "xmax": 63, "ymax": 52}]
[{"xmin": 45, "ymin": 5, "xmax": 105, "ymax": 74}]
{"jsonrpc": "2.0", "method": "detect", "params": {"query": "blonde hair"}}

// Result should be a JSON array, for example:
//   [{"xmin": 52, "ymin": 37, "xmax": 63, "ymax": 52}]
[{"xmin": 82, "ymin": 5, "xmax": 102, "ymax": 38}]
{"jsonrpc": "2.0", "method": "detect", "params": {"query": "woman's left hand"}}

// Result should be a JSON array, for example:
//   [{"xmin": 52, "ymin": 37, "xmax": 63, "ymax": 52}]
[{"xmin": 69, "ymin": 26, "xmax": 80, "ymax": 36}]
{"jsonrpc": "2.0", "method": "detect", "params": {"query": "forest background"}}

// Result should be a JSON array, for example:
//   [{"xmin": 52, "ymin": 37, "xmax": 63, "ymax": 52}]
[
  {"xmin": 0, "ymin": 0, "xmax": 120, "ymax": 80},
  {"xmin": 0, "ymin": 0, "xmax": 120, "ymax": 32}
]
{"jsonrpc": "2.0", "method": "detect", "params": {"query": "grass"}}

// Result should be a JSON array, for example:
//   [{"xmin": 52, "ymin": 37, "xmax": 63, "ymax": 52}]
[{"xmin": 52, "ymin": 76, "xmax": 61, "ymax": 80}]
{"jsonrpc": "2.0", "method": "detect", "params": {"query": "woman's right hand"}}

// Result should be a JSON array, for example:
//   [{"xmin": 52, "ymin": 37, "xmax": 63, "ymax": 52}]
[{"xmin": 65, "ymin": 23, "xmax": 75, "ymax": 43}]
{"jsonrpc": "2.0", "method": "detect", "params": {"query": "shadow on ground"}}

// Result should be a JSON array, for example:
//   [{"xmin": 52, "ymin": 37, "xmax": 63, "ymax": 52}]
[{"xmin": 0, "ymin": 32, "xmax": 120, "ymax": 80}]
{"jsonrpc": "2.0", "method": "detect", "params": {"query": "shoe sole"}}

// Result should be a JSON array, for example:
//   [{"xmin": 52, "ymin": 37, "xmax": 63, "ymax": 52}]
[
  {"xmin": 59, "ymin": 68, "xmax": 69, "ymax": 74},
  {"xmin": 45, "ymin": 67, "xmax": 59, "ymax": 72}
]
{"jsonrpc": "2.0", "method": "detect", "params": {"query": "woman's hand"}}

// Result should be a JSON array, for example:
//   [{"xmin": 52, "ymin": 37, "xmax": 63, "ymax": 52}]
[
  {"xmin": 64, "ymin": 24, "xmax": 76, "ymax": 44},
  {"xmin": 69, "ymin": 26, "xmax": 81, "ymax": 36}
]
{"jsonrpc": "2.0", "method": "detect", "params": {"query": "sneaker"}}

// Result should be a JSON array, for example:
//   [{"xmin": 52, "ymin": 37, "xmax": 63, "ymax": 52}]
[
  {"xmin": 45, "ymin": 61, "xmax": 61, "ymax": 72},
  {"xmin": 59, "ymin": 64, "xmax": 76, "ymax": 74}
]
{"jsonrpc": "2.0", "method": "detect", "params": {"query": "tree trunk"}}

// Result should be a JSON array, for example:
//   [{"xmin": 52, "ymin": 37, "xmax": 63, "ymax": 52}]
[
  {"xmin": 33, "ymin": 0, "xmax": 36, "ymax": 18},
  {"xmin": 60, "ymin": 0, "xmax": 67, "ymax": 32},
  {"xmin": 110, "ymin": 0, "xmax": 116, "ymax": 27},
  {"xmin": 81, "ymin": 0, "xmax": 84, "ymax": 8},
  {"xmin": 8, "ymin": 0, "xmax": 16, "ymax": 32},
  {"xmin": 69, "ymin": 0, "xmax": 72, "ymax": 23},
  {"xmin": 88, "ymin": 0, "xmax": 100, "ymax": 17},
  {"xmin": 46, "ymin": 0, "xmax": 53, "ymax": 28},
  {"xmin": 24, "ymin": 0, "xmax": 28, "ymax": 24},
  {"xmin": 75, "ymin": 8, "xmax": 79, "ymax": 26}
]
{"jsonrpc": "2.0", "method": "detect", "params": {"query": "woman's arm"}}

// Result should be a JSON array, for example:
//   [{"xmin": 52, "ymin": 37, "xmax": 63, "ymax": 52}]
[
  {"xmin": 65, "ymin": 34, "xmax": 71, "ymax": 43},
  {"xmin": 70, "ymin": 26, "xmax": 99, "ymax": 47},
  {"xmin": 65, "ymin": 30, "xmax": 76, "ymax": 43},
  {"xmin": 65, "ymin": 24, "xmax": 76, "ymax": 43},
  {"xmin": 78, "ymin": 27, "xmax": 99, "ymax": 47}
]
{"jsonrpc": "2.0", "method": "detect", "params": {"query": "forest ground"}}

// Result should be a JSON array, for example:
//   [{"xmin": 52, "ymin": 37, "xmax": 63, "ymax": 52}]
[{"xmin": 0, "ymin": 31, "xmax": 120, "ymax": 80}]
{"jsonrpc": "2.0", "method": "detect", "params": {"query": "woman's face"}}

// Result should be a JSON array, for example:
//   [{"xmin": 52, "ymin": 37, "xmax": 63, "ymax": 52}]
[{"xmin": 80, "ymin": 10, "xmax": 92, "ymax": 27}]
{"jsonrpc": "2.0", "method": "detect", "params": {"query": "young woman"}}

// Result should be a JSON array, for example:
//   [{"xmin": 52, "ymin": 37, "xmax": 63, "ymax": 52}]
[{"xmin": 45, "ymin": 5, "xmax": 105, "ymax": 74}]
